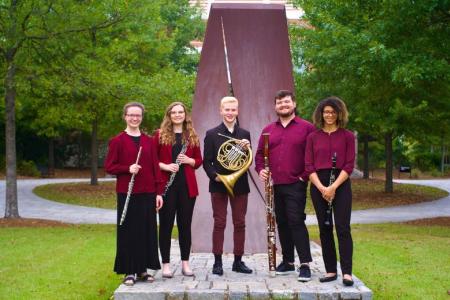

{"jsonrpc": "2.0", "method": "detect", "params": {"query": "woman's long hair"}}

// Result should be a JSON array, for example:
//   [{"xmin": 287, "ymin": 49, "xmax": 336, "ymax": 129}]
[{"xmin": 159, "ymin": 102, "xmax": 200, "ymax": 147}]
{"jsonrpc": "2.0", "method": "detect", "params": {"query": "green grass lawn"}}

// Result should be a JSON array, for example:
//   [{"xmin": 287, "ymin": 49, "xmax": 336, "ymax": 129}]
[
  {"xmin": 0, "ymin": 223, "xmax": 448, "ymax": 299},
  {"xmin": 33, "ymin": 179, "xmax": 449, "ymax": 214},
  {"xmin": 308, "ymin": 223, "xmax": 450, "ymax": 299}
]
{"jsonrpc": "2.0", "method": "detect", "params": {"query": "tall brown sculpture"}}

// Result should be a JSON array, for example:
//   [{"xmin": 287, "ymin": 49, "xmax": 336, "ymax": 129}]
[{"xmin": 191, "ymin": 3, "xmax": 295, "ymax": 253}]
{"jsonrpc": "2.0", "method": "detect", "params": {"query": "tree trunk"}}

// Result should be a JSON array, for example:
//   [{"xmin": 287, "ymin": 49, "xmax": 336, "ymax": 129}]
[
  {"xmin": 90, "ymin": 117, "xmax": 98, "ymax": 185},
  {"xmin": 441, "ymin": 134, "xmax": 445, "ymax": 174},
  {"xmin": 4, "ymin": 57, "xmax": 19, "ymax": 218},
  {"xmin": 384, "ymin": 132, "xmax": 393, "ymax": 193},
  {"xmin": 48, "ymin": 137, "xmax": 55, "ymax": 177},
  {"xmin": 362, "ymin": 134, "xmax": 369, "ymax": 179}
]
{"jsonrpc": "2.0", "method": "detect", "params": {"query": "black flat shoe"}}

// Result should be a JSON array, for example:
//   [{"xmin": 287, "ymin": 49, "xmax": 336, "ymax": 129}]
[
  {"xmin": 319, "ymin": 274, "xmax": 337, "ymax": 282},
  {"xmin": 343, "ymin": 278, "xmax": 354, "ymax": 286},
  {"xmin": 232, "ymin": 261, "xmax": 253, "ymax": 274},
  {"xmin": 212, "ymin": 263, "xmax": 223, "ymax": 276}
]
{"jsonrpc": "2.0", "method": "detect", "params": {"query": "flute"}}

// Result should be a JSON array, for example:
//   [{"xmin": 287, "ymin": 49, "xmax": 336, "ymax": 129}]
[
  {"xmin": 162, "ymin": 142, "xmax": 188, "ymax": 197},
  {"xmin": 119, "ymin": 146, "xmax": 142, "ymax": 226},
  {"xmin": 263, "ymin": 133, "xmax": 276, "ymax": 277},
  {"xmin": 324, "ymin": 153, "xmax": 337, "ymax": 226}
]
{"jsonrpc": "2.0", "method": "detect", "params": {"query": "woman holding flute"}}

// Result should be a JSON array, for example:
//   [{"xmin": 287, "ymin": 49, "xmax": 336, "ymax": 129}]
[
  {"xmin": 105, "ymin": 102, "xmax": 164, "ymax": 286},
  {"xmin": 305, "ymin": 96, "xmax": 355, "ymax": 286},
  {"xmin": 154, "ymin": 102, "xmax": 202, "ymax": 278}
]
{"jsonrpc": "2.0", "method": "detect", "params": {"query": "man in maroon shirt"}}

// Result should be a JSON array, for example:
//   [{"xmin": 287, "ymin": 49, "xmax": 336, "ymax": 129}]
[{"xmin": 255, "ymin": 90, "xmax": 315, "ymax": 282}]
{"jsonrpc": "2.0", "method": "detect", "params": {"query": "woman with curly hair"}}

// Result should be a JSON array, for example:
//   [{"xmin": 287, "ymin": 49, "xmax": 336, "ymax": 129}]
[
  {"xmin": 305, "ymin": 96, "xmax": 355, "ymax": 286},
  {"xmin": 154, "ymin": 101, "xmax": 203, "ymax": 278}
]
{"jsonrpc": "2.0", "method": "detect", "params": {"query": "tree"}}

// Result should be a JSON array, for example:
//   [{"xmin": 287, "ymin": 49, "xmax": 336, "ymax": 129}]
[
  {"xmin": 1, "ymin": 0, "xmax": 124, "ymax": 217},
  {"xmin": 291, "ymin": 0, "xmax": 450, "ymax": 192}
]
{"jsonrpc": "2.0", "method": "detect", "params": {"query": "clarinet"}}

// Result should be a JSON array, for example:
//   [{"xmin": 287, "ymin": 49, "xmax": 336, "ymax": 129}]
[
  {"xmin": 119, "ymin": 146, "xmax": 142, "ymax": 226},
  {"xmin": 162, "ymin": 142, "xmax": 188, "ymax": 197},
  {"xmin": 324, "ymin": 152, "xmax": 337, "ymax": 226},
  {"xmin": 263, "ymin": 133, "xmax": 276, "ymax": 277}
]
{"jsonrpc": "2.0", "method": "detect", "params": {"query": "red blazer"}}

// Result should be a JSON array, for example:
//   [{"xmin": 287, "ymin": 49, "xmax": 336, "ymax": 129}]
[
  {"xmin": 153, "ymin": 130, "xmax": 203, "ymax": 198},
  {"xmin": 105, "ymin": 132, "xmax": 164, "ymax": 195}
]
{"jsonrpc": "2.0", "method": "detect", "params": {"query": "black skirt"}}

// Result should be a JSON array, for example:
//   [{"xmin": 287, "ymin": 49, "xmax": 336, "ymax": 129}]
[{"xmin": 114, "ymin": 193, "xmax": 161, "ymax": 274}]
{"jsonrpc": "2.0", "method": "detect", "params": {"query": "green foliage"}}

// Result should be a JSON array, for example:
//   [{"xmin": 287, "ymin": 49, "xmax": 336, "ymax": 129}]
[
  {"xmin": 1, "ymin": 0, "xmax": 202, "ymax": 170},
  {"xmin": 17, "ymin": 160, "xmax": 40, "ymax": 177},
  {"xmin": 291, "ymin": 0, "xmax": 450, "ymax": 190}
]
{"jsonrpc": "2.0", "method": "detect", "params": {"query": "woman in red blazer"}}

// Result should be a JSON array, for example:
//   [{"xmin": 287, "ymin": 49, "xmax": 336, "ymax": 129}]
[
  {"xmin": 154, "ymin": 102, "xmax": 202, "ymax": 278},
  {"xmin": 105, "ymin": 102, "xmax": 164, "ymax": 286}
]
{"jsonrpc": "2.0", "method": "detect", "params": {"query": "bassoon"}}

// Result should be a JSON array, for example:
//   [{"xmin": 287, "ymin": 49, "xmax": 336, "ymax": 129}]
[
  {"xmin": 324, "ymin": 152, "xmax": 337, "ymax": 226},
  {"xmin": 263, "ymin": 133, "xmax": 276, "ymax": 277},
  {"xmin": 119, "ymin": 146, "xmax": 142, "ymax": 226}
]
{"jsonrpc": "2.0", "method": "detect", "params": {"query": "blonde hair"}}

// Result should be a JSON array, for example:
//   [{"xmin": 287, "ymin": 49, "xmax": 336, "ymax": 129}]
[
  {"xmin": 159, "ymin": 102, "xmax": 200, "ymax": 146},
  {"xmin": 220, "ymin": 96, "xmax": 239, "ymax": 108}
]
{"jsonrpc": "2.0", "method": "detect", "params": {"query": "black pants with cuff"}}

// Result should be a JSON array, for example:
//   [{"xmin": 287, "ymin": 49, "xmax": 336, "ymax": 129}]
[
  {"xmin": 274, "ymin": 180, "xmax": 312, "ymax": 264},
  {"xmin": 159, "ymin": 176, "xmax": 196, "ymax": 263},
  {"xmin": 311, "ymin": 169, "xmax": 353, "ymax": 275}
]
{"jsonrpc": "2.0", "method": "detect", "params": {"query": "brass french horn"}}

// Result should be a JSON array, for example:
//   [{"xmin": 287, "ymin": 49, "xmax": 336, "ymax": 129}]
[{"xmin": 216, "ymin": 133, "xmax": 253, "ymax": 197}]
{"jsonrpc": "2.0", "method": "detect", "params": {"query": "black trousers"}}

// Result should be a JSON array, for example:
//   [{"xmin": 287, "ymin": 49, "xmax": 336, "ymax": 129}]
[
  {"xmin": 159, "ymin": 177, "xmax": 196, "ymax": 263},
  {"xmin": 274, "ymin": 180, "xmax": 312, "ymax": 264},
  {"xmin": 311, "ymin": 169, "xmax": 353, "ymax": 275}
]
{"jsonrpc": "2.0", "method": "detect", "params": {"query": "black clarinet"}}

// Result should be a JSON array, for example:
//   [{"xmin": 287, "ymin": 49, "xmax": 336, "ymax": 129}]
[{"xmin": 324, "ymin": 153, "xmax": 337, "ymax": 226}]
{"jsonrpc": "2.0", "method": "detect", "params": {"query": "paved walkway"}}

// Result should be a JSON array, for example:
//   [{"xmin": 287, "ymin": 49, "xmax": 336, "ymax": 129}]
[
  {"xmin": 0, "ymin": 178, "xmax": 116, "ymax": 223},
  {"xmin": 0, "ymin": 178, "xmax": 449, "ymax": 224},
  {"xmin": 114, "ymin": 240, "xmax": 372, "ymax": 300}
]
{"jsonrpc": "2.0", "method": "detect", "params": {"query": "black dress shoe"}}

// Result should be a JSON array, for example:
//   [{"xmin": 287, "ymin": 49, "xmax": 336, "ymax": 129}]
[
  {"xmin": 212, "ymin": 263, "xmax": 223, "ymax": 276},
  {"xmin": 343, "ymin": 278, "xmax": 354, "ymax": 286},
  {"xmin": 232, "ymin": 261, "xmax": 253, "ymax": 274},
  {"xmin": 319, "ymin": 274, "xmax": 338, "ymax": 282}
]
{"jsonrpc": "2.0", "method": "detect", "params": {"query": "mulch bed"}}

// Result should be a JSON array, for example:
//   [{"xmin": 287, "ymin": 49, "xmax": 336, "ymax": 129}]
[
  {"xmin": 0, "ymin": 218, "xmax": 71, "ymax": 228},
  {"xmin": 403, "ymin": 217, "xmax": 450, "ymax": 227},
  {"xmin": 2, "ymin": 217, "xmax": 448, "ymax": 228}
]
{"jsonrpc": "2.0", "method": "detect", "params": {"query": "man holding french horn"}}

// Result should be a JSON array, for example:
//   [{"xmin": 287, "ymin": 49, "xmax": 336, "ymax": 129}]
[
  {"xmin": 203, "ymin": 96, "xmax": 253, "ymax": 276},
  {"xmin": 256, "ymin": 90, "xmax": 316, "ymax": 282}
]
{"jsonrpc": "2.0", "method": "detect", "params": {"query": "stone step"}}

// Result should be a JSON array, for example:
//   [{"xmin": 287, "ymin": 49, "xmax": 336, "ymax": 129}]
[{"xmin": 114, "ymin": 241, "xmax": 372, "ymax": 300}]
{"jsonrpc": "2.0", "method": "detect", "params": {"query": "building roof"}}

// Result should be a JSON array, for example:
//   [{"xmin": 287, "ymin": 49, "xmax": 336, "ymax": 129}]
[{"xmin": 189, "ymin": 0, "xmax": 304, "ymax": 21}]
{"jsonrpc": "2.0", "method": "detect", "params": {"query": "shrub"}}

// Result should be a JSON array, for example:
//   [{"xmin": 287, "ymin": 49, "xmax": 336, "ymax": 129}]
[{"xmin": 18, "ymin": 160, "xmax": 40, "ymax": 177}]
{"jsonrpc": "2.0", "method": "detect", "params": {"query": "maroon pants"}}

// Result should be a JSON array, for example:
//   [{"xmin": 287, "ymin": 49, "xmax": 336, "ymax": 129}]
[{"xmin": 211, "ymin": 192, "xmax": 248, "ymax": 255}]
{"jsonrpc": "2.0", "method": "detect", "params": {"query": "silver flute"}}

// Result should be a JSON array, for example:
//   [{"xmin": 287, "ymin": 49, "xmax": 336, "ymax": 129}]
[
  {"xmin": 162, "ymin": 142, "xmax": 188, "ymax": 197},
  {"xmin": 119, "ymin": 146, "xmax": 142, "ymax": 226}
]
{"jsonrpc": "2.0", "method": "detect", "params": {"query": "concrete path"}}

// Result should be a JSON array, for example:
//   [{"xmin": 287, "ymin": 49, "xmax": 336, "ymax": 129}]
[
  {"xmin": 0, "ymin": 178, "xmax": 449, "ymax": 224},
  {"xmin": 346, "ymin": 179, "xmax": 450, "ymax": 224},
  {"xmin": 0, "ymin": 178, "xmax": 116, "ymax": 224}
]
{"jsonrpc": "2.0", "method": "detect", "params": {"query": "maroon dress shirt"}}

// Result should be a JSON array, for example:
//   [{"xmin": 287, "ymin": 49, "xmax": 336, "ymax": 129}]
[
  {"xmin": 255, "ymin": 116, "xmax": 315, "ymax": 184},
  {"xmin": 305, "ymin": 128, "xmax": 355, "ymax": 176}
]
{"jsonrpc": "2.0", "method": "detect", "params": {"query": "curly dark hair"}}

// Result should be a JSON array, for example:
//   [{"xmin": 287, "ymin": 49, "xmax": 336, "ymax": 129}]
[{"xmin": 312, "ymin": 96, "xmax": 349, "ymax": 128}]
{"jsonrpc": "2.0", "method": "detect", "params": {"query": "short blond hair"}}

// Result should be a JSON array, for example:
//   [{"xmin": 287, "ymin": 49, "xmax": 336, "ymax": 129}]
[{"xmin": 220, "ymin": 96, "xmax": 238, "ymax": 108}]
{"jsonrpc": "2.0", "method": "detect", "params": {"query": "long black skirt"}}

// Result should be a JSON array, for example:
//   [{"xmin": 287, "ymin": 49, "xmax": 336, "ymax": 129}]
[{"xmin": 114, "ymin": 193, "xmax": 161, "ymax": 275}]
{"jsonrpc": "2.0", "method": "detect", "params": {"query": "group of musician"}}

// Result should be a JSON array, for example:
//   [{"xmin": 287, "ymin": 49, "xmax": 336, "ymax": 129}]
[{"xmin": 104, "ymin": 89, "xmax": 355, "ymax": 287}]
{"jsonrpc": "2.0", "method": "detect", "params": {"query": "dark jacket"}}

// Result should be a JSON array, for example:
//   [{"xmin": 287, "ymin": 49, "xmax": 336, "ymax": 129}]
[{"xmin": 203, "ymin": 123, "xmax": 251, "ymax": 195}]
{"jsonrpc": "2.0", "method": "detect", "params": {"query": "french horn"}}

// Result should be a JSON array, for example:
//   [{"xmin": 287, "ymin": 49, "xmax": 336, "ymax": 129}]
[{"xmin": 216, "ymin": 133, "xmax": 252, "ymax": 197}]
